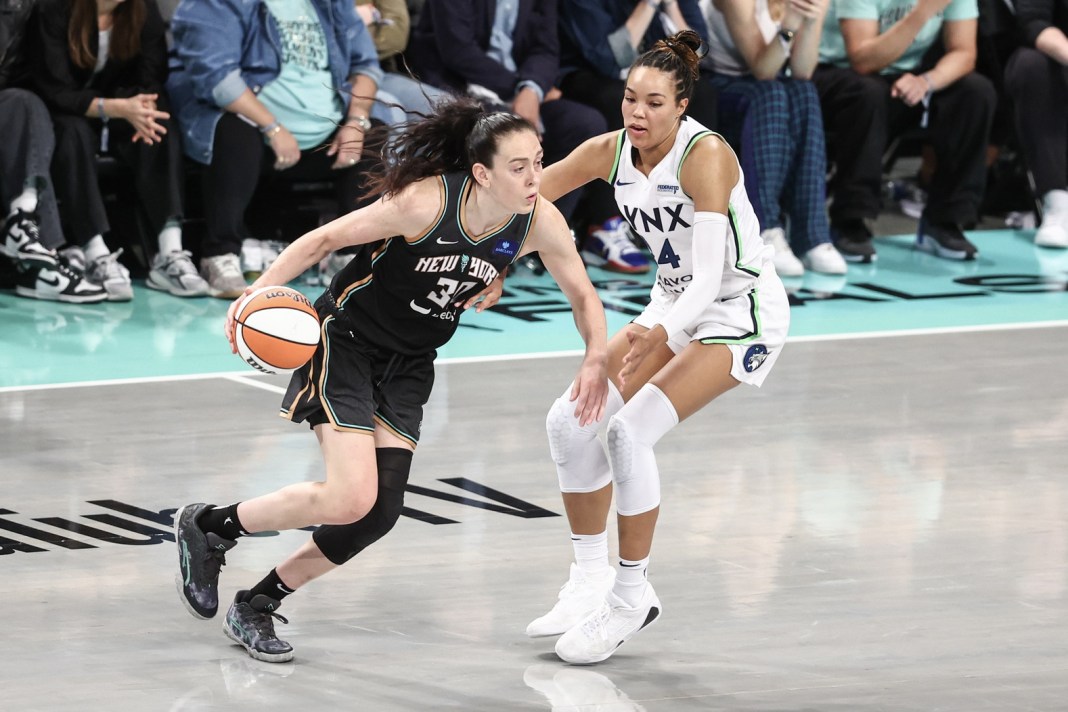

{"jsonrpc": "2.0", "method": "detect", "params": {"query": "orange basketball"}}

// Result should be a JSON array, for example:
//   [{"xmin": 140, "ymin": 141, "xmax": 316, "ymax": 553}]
[{"xmin": 233, "ymin": 286, "xmax": 320, "ymax": 374}]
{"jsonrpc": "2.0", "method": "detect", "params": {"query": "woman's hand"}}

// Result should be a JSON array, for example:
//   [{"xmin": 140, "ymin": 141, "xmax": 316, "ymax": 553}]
[
  {"xmin": 619, "ymin": 325, "xmax": 667, "ymax": 387},
  {"xmin": 570, "ymin": 355, "xmax": 609, "ymax": 428},
  {"xmin": 327, "ymin": 123, "xmax": 365, "ymax": 170},
  {"xmin": 457, "ymin": 271, "xmax": 506, "ymax": 312},
  {"xmin": 269, "ymin": 127, "xmax": 301, "ymax": 170},
  {"xmin": 224, "ymin": 287, "xmax": 257, "ymax": 354},
  {"xmin": 116, "ymin": 93, "xmax": 169, "ymax": 144}
]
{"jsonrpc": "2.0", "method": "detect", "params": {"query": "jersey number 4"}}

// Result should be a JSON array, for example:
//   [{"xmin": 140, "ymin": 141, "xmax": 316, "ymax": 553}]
[{"xmin": 657, "ymin": 240, "xmax": 681, "ymax": 269}]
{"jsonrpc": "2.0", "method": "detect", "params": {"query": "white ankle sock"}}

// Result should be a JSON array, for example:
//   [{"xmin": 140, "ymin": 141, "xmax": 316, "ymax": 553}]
[
  {"xmin": 84, "ymin": 235, "xmax": 109, "ymax": 262},
  {"xmin": 613, "ymin": 556, "xmax": 649, "ymax": 606},
  {"xmin": 9, "ymin": 186, "xmax": 38, "ymax": 216},
  {"xmin": 158, "ymin": 221, "xmax": 182, "ymax": 255},
  {"xmin": 571, "ymin": 531, "xmax": 609, "ymax": 574}
]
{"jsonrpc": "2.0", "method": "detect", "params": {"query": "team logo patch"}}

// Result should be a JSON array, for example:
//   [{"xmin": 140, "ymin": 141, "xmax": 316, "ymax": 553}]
[
  {"xmin": 743, "ymin": 344, "xmax": 769, "ymax": 372},
  {"xmin": 657, "ymin": 183, "xmax": 680, "ymax": 195},
  {"xmin": 492, "ymin": 237, "xmax": 518, "ymax": 258}
]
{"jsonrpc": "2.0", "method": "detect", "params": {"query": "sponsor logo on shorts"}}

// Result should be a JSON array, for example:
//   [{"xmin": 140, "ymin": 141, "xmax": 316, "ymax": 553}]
[{"xmin": 743, "ymin": 344, "xmax": 769, "ymax": 372}]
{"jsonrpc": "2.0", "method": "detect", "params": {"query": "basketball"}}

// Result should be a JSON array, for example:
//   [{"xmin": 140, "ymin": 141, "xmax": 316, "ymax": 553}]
[{"xmin": 233, "ymin": 286, "xmax": 321, "ymax": 374}]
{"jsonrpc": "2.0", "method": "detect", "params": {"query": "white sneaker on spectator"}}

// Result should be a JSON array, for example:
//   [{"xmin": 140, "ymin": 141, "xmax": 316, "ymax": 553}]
[
  {"xmin": 526, "ymin": 564, "xmax": 616, "ymax": 638},
  {"xmin": 319, "ymin": 251, "xmax": 355, "ymax": 284},
  {"xmin": 16, "ymin": 258, "xmax": 107, "ymax": 303},
  {"xmin": 802, "ymin": 242, "xmax": 848, "ymax": 275},
  {"xmin": 2, "ymin": 210, "xmax": 57, "ymax": 269},
  {"xmin": 554, "ymin": 584, "xmax": 662, "ymax": 665},
  {"xmin": 148, "ymin": 250, "xmax": 210, "ymax": 297},
  {"xmin": 200, "ymin": 253, "xmax": 248, "ymax": 299},
  {"xmin": 241, "ymin": 238, "xmax": 263, "ymax": 281},
  {"xmin": 60, "ymin": 245, "xmax": 87, "ymax": 273},
  {"xmin": 1035, "ymin": 190, "xmax": 1068, "ymax": 248},
  {"xmin": 261, "ymin": 240, "xmax": 284, "ymax": 272},
  {"xmin": 763, "ymin": 227, "xmax": 804, "ymax": 277},
  {"xmin": 86, "ymin": 248, "xmax": 133, "ymax": 301}
]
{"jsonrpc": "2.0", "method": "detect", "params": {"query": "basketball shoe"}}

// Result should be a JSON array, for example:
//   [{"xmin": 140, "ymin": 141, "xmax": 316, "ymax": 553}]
[
  {"xmin": 554, "ymin": 584, "xmax": 661, "ymax": 665},
  {"xmin": 175, "ymin": 503, "xmax": 236, "ymax": 619},
  {"xmin": 526, "ymin": 564, "xmax": 616, "ymax": 638},
  {"xmin": 2, "ymin": 210, "xmax": 57, "ymax": 269},
  {"xmin": 915, "ymin": 219, "xmax": 978, "ymax": 260},
  {"xmin": 224, "ymin": 591, "xmax": 294, "ymax": 663},
  {"xmin": 581, "ymin": 218, "xmax": 651, "ymax": 274},
  {"xmin": 1036, "ymin": 190, "xmax": 1068, "ymax": 248}
]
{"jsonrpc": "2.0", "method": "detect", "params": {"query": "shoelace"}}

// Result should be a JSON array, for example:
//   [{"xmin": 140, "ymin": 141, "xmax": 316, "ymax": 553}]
[
  {"xmin": 249, "ymin": 605, "xmax": 289, "ymax": 637},
  {"xmin": 216, "ymin": 256, "xmax": 243, "ymax": 279},
  {"xmin": 579, "ymin": 601, "xmax": 612, "ymax": 637},
  {"xmin": 14, "ymin": 214, "xmax": 43, "ymax": 244},
  {"xmin": 93, "ymin": 249, "xmax": 127, "ymax": 280},
  {"xmin": 203, "ymin": 547, "xmax": 228, "ymax": 577},
  {"xmin": 163, "ymin": 250, "xmax": 198, "ymax": 275}
]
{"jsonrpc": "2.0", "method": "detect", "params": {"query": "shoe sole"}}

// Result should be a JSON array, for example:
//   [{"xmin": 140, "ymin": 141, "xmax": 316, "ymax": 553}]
[
  {"xmin": 14, "ymin": 286, "xmax": 108, "ymax": 303},
  {"xmin": 838, "ymin": 251, "xmax": 876, "ymax": 264},
  {"xmin": 174, "ymin": 504, "xmax": 214, "ymax": 620},
  {"xmin": 223, "ymin": 624, "xmax": 294, "ymax": 663},
  {"xmin": 915, "ymin": 236, "xmax": 976, "ymax": 261},
  {"xmin": 556, "ymin": 603, "xmax": 662, "ymax": 665}
]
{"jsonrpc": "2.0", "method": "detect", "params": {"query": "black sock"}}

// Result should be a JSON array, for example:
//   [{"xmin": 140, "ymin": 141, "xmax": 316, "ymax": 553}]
[
  {"xmin": 197, "ymin": 503, "xmax": 246, "ymax": 541},
  {"xmin": 245, "ymin": 569, "xmax": 296, "ymax": 604}
]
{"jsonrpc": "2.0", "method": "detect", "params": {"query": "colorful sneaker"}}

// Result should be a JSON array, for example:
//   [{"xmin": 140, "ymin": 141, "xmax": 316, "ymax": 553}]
[
  {"xmin": 830, "ymin": 220, "xmax": 877, "ymax": 263},
  {"xmin": 15, "ymin": 258, "xmax": 107, "ymax": 303},
  {"xmin": 2, "ymin": 210, "xmax": 57, "ymax": 269},
  {"xmin": 223, "ymin": 591, "xmax": 294, "ymax": 663},
  {"xmin": 200, "ymin": 253, "xmax": 248, "ymax": 299},
  {"xmin": 581, "ymin": 218, "xmax": 651, "ymax": 274},
  {"xmin": 526, "ymin": 564, "xmax": 616, "ymax": 638},
  {"xmin": 763, "ymin": 227, "xmax": 803, "ymax": 277},
  {"xmin": 148, "ymin": 250, "xmax": 210, "ymax": 297},
  {"xmin": 802, "ymin": 242, "xmax": 848, "ymax": 275},
  {"xmin": 915, "ymin": 219, "xmax": 978, "ymax": 260},
  {"xmin": 554, "ymin": 584, "xmax": 662, "ymax": 665},
  {"xmin": 86, "ymin": 248, "xmax": 134, "ymax": 301},
  {"xmin": 174, "ymin": 503, "xmax": 236, "ymax": 619}
]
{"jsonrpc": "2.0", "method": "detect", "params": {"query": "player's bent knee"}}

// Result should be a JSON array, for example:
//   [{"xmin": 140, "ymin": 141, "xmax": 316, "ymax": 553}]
[{"xmin": 546, "ymin": 394, "xmax": 578, "ymax": 465}]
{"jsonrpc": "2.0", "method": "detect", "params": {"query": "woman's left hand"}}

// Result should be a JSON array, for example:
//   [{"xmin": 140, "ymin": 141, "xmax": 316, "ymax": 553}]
[
  {"xmin": 619, "ymin": 325, "xmax": 666, "ymax": 387},
  {"xmin": 328, "ymin": 123, "xmax": 365, "ymax": 170}
]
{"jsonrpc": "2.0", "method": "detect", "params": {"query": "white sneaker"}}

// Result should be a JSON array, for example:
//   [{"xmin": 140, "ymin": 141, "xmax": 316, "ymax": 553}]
[
  {"xmin": 763, "ymin": 227, "xmax": 804, "ymax": 277},
  {"xmin": 555, "ymin": 584, "xmax": 662, "ymax": 665},
  {"xmin": 580, "ymin": 217, "xmax": 651, "ymax": 274},
  {"xmin": 526, "ymin": 564, "xmax": 616, "ymax": 638},
  {"xmin": 200, "ymin": 253, "xmax": 248, "ymax": 299},
  {"xmin": 523, "ymin": 664, "xmax": 642, "ymax": 709},
  {"xmin": 15, "ymin": 259, "xmax": 107, "ymax": 303},
  {"xmin": 241, "ymin": 238, "xmax": 263, "ymax": 280},
  {"xmin": 147, "ymin": 250, "xmax": 210, "ymax": 297},
  {"xmin": 318, "ymin": 251, "xmax": 356, "ymax": 284},
  {"xmin": 802, "ymin": 242, "xmax": 848, "ymax": 275},
  {"xmin": 85, "ymin": 249, "xmax": 133, "ymax": 301},
  {"xmin": 261, "ymin": 240, "xmax": 285, "ymax": 273},
  {"xmin": 1035, "ymin": 190, "xmax": 1068, "ymax": 248}
]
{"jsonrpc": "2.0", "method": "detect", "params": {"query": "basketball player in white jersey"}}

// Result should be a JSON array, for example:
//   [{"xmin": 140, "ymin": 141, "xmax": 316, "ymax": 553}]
[{"xmin": 527, "ymin": 29, "xmax": 791, "ymax": 664}]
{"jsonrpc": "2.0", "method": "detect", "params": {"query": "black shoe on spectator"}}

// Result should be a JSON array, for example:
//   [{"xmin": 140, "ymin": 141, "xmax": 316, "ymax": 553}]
[
  {"xmin": 2, "ymin": 210, "xmax": 58, "ymax": 270},
  {"xmin": 916, "ymin": 220, "xmax": 978, "ymax": 261},
  {"xmin": 831, "ymin": 220, "xmax": 877, "ymax": 263}
]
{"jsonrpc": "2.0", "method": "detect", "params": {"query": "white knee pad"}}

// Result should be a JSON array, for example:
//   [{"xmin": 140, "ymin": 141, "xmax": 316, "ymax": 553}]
[
  {"xmin": 546, "ymin": 380, "xmax": 624, "ymax": 493},
  {"xmin": 607, "ymin": 384, "xmax": 678, "ymax": 516}
]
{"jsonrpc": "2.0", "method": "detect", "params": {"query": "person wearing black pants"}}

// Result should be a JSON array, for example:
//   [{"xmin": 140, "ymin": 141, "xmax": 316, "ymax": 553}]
[
  {"xmin": 814, "ymin": 0, "xmax": 996, "ymax": 263},
  {"xmin": 1004, "ymin": 0, "xmax": 1068, "ymax": 248}
]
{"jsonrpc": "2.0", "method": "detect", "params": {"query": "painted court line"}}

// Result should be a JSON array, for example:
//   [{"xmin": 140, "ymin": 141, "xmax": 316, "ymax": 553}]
[{"xmin": 1, "ymin": 319, "xmax": 1065, "ymax": 394}]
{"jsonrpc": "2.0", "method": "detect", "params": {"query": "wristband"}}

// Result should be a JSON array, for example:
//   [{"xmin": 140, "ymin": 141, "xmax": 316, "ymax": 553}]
[
  {"xmin": 260, "ymin": 121, "xmax": 281, "ymax": 136},
  {"xmin": 98, "ymin": 97, "xmax": 110, "ymax": 153}
]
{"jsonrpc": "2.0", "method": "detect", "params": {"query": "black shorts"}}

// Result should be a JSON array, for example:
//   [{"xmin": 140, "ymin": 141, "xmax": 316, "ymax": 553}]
[{"xmin": 279, "ymin": 311, "xmax": 435, "ymax": 448}]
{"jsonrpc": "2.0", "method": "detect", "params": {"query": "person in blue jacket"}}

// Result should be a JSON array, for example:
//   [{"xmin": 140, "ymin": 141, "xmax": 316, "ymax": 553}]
[{"xmin": 167, "ymin": 0, "xmax": 384, "ymax": 298}]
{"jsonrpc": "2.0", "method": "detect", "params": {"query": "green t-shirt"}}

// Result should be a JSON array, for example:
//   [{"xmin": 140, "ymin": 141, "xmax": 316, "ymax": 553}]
[
  {"xmin": 818, "ymin": 0, "xmax": 978, "ymax": 75},
  {"xmin": 258, "ymin": 0, "xmax": 343, "ymax": 149}
]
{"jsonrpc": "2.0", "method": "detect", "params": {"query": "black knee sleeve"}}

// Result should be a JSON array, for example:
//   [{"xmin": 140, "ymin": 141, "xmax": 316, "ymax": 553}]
[{"xmin": 313, "ymin": 448, "xmax": 412, "ymax": 565}]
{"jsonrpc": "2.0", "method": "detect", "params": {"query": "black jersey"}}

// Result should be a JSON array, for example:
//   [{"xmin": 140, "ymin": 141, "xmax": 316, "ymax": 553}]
[{"xmin": 326, "ymin": 172, "xmax": 535, "ymax": 355}]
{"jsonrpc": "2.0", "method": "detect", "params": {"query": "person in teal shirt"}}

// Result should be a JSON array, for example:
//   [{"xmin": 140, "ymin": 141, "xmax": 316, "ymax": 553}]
[{"xmin": 811, "ymin": 0, "xmax": 996, "ymax": 263}]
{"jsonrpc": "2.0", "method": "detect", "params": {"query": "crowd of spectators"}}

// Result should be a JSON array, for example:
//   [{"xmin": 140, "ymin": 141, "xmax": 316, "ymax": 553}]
[{"xmin": 2, "ymin": 0, "xmax": 1067, "ymax": 305}]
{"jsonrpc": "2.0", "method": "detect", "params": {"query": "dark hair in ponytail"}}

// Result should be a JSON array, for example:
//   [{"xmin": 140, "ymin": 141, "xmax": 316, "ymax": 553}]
[
  {"xmin": 630, "ymin": 29, "xmax": 705, "ymax": 105},
  {"xmin": 362, "ymin": 95, "xmax": 536, "ymax": 199}
]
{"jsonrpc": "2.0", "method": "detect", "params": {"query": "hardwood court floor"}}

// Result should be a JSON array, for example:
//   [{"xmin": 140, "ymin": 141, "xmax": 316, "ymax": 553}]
[{"xmin": 2, "ymin": 327, "xmax": 1066, "ymax": 711}]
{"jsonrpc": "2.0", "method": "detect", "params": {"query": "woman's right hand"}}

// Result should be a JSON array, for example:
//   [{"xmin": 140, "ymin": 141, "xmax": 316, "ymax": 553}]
[
  {"xmin": 269, "ymin": 127, "xmax": 301, "ymax": 170},
  {"xmin": 225, "ymin": 287, "xmax": 257, "ymax": 354},
  {"xmin": 116, "ymin": 93, "xmax": 169, "ymax": 144}
]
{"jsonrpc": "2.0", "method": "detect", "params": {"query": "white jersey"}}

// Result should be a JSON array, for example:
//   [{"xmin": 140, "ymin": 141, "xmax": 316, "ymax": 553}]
[{"xmin": 609, "ymin": 117, "xmax": 770, "ymax": 303}]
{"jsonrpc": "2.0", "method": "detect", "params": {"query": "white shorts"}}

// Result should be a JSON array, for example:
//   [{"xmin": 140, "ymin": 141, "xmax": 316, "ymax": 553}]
[{"xmin": 633, "ymin": 271, "xmax": 790, "ymax": 387}]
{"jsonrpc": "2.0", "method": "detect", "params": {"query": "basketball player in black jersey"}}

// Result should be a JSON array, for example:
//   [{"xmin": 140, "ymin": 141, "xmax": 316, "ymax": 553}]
[{"xmin": 173, "ymin": 96, "xmax": 609, "ymax": 663}]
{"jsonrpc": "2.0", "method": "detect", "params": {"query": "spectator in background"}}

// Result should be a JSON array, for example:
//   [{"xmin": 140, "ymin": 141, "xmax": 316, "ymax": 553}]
[
  {"xmin": 408, "ymin": 1, "xmax": 606, "ymax": 221},
  {"xmin": 355, "ymin": 0, "xmax": 448, "ymax": 125},
  {"xmin": 167, "ymin": 0, "xmax": 383, "ymax": 297},
  {"xmin": 29, "ymin": 0, "xmax": 209, "ymax": 300},
  {"xmin": 1, "ymin": 0, "xmax": 105, "ymax": 302},
  {"xmin": 556, "ymin": 0, "xmax": 716, "ymax": 273},
  {"xmin": 1004, "ymin": 0, "xmax": 1068, "ymax": 248},
  {"xmin": 813, "ymin": 0, "xmax": 996, "ymax": 262},
  {"xmin": 701, "ymin": 0, "xmax": 847, "ymax": 276}
]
